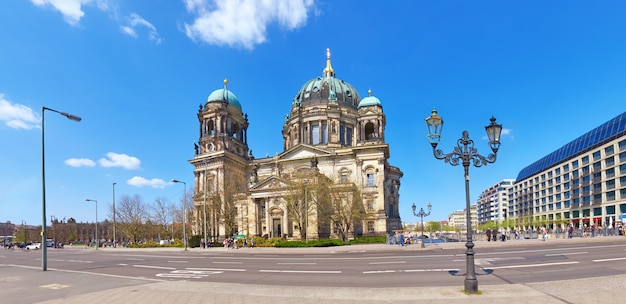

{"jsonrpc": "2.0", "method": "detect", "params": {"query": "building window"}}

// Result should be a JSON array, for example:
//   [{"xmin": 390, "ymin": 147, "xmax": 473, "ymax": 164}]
[
  {"xmin": 620, "ymin": 152, "xmax": 626, "ymax": 163},
  {"xmin": 621, "ymin": 163, "xmax": 626, "ymax": 175},
  {"xmin": 367, "ymin": 173, "xmax": 375, "ymax": 187},
  {"xmin": 605, "ymin": 145, "xmax": 614, "ymax": 156},
  {"xmin": 367, "ymin": 221, "xmax": 375, "ymax": 233},
  {"xmin": 555, "ymin": 168, "xmax": 561, "ymax": 175},
  {"xmin": 593, "ymin": 193, "xmax": 602, "ymax": 202},
  {"xmin": 340, "ymin": 174, "xmax": 348, "ymax": 184},
  {"xmin": 346, "ymin": 127, "xmax": 353, "ymax": 146},
  {"xmin": 593, "ymin": 151, "xmax": 601, "ymax": 160},
  {"xmin": 606, "ymin": 179, "xmax": 615, "ymax": 190},
  {"xmin": 607, "ymin": 168, "xmax": 615, "ymax": 178},
  {"xmin": 607, "ymin": 191, "xmax": 616, "ymax": 201},
  {"xmin": 322, "ymin": 123, "xmax": 328, "ymax": 144},
  {"xmin": 572, "ymin": 160, "xmax": 579, "ymax": 169},
  {"xmin": 621, "ymin": 188, "xmax": 626, "ymax": 199},
  {"xmin": 593, "ymin": 161, "xmax": 601, "ymax": 172},
  {"xmin": 582, "ymin": 156, "xmax": 589, "ymax": 165},
  {"xmin": 621, "ymin": 175, "xmax": 626, "ymax": 186},
  {"xmin": 619, "ymin": 139, "xmax": 626, "ymax": 151},
  {"xmin": 564, "ymin": 173, "xmax": 570, "ymax": 181},
  {"xmin": 606, "ymin": 156, "xmax": 615, "ymax": 167},
  {"xmin": 311, "ymin": 125, "xmax": 320, "ymax": 145},
  {"xmin": 563, "ymin": 164, "xmax": 569, "ymax": 172}
]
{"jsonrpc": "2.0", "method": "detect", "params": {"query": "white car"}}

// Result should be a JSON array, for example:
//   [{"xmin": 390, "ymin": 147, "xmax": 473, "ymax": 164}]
[{"xmin": 26, "ymin": 243, "xmax": 41, "ymax": 250}]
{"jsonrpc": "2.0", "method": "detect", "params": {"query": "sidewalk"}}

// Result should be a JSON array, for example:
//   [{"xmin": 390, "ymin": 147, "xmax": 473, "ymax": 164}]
[{"xmin": 37, "ymin": 236, "xmax": 626, "ymax": 304}]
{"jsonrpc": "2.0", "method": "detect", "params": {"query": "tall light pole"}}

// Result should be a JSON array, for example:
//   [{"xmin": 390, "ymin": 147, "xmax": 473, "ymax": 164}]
[
  {"xmin": 203, "ymin": 166, "xmax": 208, "ymax": 248},
  {"xmin": 303, "ymin": 179, "xmax": 309, "ymax": 244},
  {"xmin": 172, "ymin": 179, "xmax": 188, "ymax": 251},
  {"xmin": 85, "ymin": 199, "xmax": 98, "ymax": 250},
  {"xmin": 425, "ymin": 108, "xmax": 502, "ymax": 294},
  {"xmin": 41, "ymin": 106, "xmax": 81, "ymax": 271},
  {"xmin": 411, "ymin": 203, "xmax": 432, "ymax": 248},
  {"xmin": 112, "ymin": 182, "xmax": 116, "ymax": 247}
]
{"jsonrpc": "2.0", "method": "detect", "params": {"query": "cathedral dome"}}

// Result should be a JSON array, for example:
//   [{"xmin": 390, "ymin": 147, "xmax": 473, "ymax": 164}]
[
  {"xmin": 291, "ymin": 49, "xmax": 361, "ymax": 109},
  {"xmin": 358, "ymin": 89, "xmax": 382, "ymax": 109},
  {"xmin": 207, "ymin": 79, "xmax": 242, "ymax": 110}
]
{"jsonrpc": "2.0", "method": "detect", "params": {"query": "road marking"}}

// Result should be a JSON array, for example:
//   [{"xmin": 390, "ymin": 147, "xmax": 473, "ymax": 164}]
[
  {"xmin": 212, "ymin": 261, "xmax": 243, "ymax": 264},
  {"xmin": 156, "ymin": 269, "xmax": 225, "ymax": 279},
  {"xmin": 592, "ymin": 257, "xmax": 626, "ymax": 262},
  {"xmin": 545, "ymin": 252, "xmax": 587, "ymax": 256},
  {"xmin": 118, "ymin": 263, "xmax": 128, "ymax": 266},
  {"xmin": 363, "ymin": 269, "xmax": 457, "ymax": 274},
  {"xmin": 40, "ymin": 284, "xmax": 70, "ymax": 290},
  {"xmin": 133, "ymin": 265, "xmax": 176, "ymax": 270},
  {"xmin": 167, "ymin": 260, "xmax": 188, "ymax": 263},
  {"xmin": 484, "ymin": 261, "xmax": 578, "ymax": 270},
  {"xmin": 186, "ymin": 267, "xmax": 246, "ymax": 272},
  {"xmin": 368, "ymin": 261, "xmax": 406, "ymax": 265},
  {"xmin": 277, "ymin": 262, "xmax": 317, "ymax": 265},
  {"xmin": 259, "ymin": 270, "xmax": 341, "ymax": 274},
  {"xmin": 67, "ymin": 259, "xmax": 93, "ymax": 263}
]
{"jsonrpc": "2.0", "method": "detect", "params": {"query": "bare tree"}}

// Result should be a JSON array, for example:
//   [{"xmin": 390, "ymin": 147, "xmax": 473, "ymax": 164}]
[
  {"xmin": 329, "ymin": 184, "xmax": 365, "ymax": 242},
  {"xmin": 151, "ymin": 196, "xmax": 173, "ymax": 241},
  {"xmin": 221, "ymin": 167, "xmax": 247, "ymax": 237},
  {"xmin": 116, "ymin": 194, "xmax": 148, "ymax": 243}
]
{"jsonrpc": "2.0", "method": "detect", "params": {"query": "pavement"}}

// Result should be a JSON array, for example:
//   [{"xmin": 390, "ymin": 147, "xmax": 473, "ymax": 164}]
[{"xmin": 7, "ymin": 236, "xmax": 626, "ymax": 304}]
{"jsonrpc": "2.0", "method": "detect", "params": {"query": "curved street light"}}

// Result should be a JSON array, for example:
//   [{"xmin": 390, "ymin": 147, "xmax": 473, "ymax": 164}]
[
  {"xmin": 411, "ymin": 203, "xmax": 432, "ymax": 248},
  {"xmin": 425, "ymin": 108, "xmax": 502, "ymax": 294},
  {"xmin": 85, "ymin": 199, "xmax": 98, "ymax": 250},
  {"xmin": 171, "ymin": 179, "xmax": 188, "ymax": 251},
  {"xmin": 41, "ymin": 106, "xmax": 81, "ymax": 271}
]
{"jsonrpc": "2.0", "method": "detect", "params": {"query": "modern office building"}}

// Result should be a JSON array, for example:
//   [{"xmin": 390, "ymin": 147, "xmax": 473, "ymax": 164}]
[
  {"xmin": 187, "ymin": 49, "xmax": 403, "ymax": 240},
  {"xmin": 510, "ymin": 111, "xmax": 626, "ymax": 230},
  {"xmin": 476, "ymin": 179, "xmax": 514, "ymax": 224}
]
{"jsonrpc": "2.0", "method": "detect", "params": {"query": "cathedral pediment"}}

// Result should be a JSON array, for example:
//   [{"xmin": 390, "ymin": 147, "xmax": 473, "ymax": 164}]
[
  {"xmin": 250, "ymin": 175, "xmax": 288, "ymax": 191},
  {"xmin": 278, "ymin": 144, "xmax": 332, "ymax": 161}
]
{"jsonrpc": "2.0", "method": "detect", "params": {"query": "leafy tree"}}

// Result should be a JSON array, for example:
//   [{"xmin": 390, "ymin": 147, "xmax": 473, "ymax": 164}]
[
  {"xmin": 329, "ymin": 183, "xmax": 365, "ymax": 242},
  {"xmin": 151, "ymin": 196, "xmax": 174, "ymax": 240}
]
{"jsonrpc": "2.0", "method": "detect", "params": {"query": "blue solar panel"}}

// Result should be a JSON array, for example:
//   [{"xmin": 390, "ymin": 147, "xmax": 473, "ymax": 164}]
[{"xmin": 516, "ymin": 111, "xmax": 626, "ymax": 182}]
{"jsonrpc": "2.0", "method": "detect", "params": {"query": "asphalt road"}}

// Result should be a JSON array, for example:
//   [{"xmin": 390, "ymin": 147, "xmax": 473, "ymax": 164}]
[{"xmin": 3, "ymin": 237, "xmax": 626, "ymax": 289}]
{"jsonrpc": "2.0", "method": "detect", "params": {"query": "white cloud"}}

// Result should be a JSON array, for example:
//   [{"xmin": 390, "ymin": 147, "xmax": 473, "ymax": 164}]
[
  {"xmin": 120, "ymin": 13, "xmax": 162, "ymax": 44},
  {"xmin": 0, "ymin": 94, "xmax": 41, "ymax": 130},
  {"xmin": 184, "ymin": 0, "xmax": 315, "ymax": 49},
  {"xmin": 65, "ymin": 158, "xmax": 96, "ymax": 167},
  {"xmin": 30, "ymin": 0, "xmax": 107, "ymax": 26},
  {"xmin": 98, "ymin": 152, "xmax": 141, "ymax": 169},
  {"xmin": 127, "ymin": 176, "xmax": 169, "ymax": 189}
]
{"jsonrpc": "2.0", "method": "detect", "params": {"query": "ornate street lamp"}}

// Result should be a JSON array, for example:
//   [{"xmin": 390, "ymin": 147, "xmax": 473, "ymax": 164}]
[
  {"xmin": 411, "ymin": 203, "xmax": 432, "ymax": 248},
  {"xmin": 41, "ymin": 106, "xmax": 81, "ymax": 271},
  {"xmin": 85, "ymin": 199, "xmax": 98, "ymax": 250},
  {"xmin": 425, "ymin": 108, "xmax": 502, "ymax": 294},
  {"xmin": 171, "ymin": 179, "xmax": 188, "ymax": 251}
]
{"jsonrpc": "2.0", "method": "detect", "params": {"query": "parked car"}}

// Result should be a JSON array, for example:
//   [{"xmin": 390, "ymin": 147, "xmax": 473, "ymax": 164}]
[{"xmin": 26, "ymin": 243, "xmax": 41, "ymax": 250}]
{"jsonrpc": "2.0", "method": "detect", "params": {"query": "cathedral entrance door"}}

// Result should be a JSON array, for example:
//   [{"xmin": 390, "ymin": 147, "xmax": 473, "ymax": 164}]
[{"xmin": 272, "ymin": 218, "xmax": 281, "ymax": 238}]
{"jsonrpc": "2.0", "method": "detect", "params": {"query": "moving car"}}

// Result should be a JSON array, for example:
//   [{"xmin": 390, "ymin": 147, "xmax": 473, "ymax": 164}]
[{"xmin": 25, "ymin": 243, "xmax": 41, "ymax": 250}]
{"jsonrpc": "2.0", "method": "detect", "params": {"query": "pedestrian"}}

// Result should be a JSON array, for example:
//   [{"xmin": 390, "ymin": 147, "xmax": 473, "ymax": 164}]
[
  {"xmin": 399, "ymin": 233, "xmax": 405, "ymax": 247},
  {"xmin": 541, "ymin": 226, "xmax": 547, "ymax": 241},
  {"xmin": 492, "ymin": 228, "xmax": 497, "ymax": 242},
  {"xmin": 486, "ymin": 228, "xmax": 492, "ymax": 242}
]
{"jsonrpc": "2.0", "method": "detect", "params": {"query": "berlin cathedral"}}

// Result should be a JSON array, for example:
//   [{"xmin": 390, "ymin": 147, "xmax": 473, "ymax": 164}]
[{"xmin": 189, "ymin": 49, "xmax": 403, "ymax": 241}]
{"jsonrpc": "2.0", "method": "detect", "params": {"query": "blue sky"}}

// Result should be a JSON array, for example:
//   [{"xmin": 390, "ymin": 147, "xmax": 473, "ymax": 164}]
[{"xmin": 2, "ymin": 0, "xmax": 626, "ymax": 228}]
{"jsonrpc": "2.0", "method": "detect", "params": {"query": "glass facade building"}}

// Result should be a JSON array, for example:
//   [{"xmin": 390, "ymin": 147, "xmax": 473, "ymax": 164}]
[{"xmin": 510, "ymin": 111, "xmax": 626, "ymax": 230}]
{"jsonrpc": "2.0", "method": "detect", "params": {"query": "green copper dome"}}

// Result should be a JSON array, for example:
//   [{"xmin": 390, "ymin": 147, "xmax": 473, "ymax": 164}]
[
  {"xmin": 358, "ymin": 90, "xmax": 382, "ymax": 108},
  {"xmin": 207, "ymin": 79, "xmax": 242, "ymax": 110},
  {"xmin": 291, "ymin": 49, "xmax": 361, "ymax": 109}
]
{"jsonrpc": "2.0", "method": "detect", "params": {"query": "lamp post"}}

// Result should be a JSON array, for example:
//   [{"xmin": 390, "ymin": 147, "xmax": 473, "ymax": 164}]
[
  {"xmin": 303, "ymin": 179, "xmax": 309, "ymax": 243},
  {"xmin": 411, "ymin": 203, "xmax": 432, "ymax": 248},
  {"xmin": 85, "ymin": 199, "xmax": 98, "ymax": 250},
  {"xmin": 425, "ymin": 108, "xmax": 502, "ymax": 294},
  {"xmin": 171, "ymin": 179, "xmax": 188, "ymax": 251},
  {"xmin": 202, "ymin": 164, "xmax": 208, "ymax": 248},
  {"xmin": 112, "ymin": 182, "xmax": 116, "ymax": 247},
  {"xmin": 41, "ymin": 106, "xmax": 81, "ymax": 271}
]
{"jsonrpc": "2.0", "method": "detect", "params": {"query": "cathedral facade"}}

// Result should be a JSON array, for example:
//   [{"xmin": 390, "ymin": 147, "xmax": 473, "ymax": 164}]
[{"xmin": 189, "ymin": 50, "xmax": 403, "ymax": 241}]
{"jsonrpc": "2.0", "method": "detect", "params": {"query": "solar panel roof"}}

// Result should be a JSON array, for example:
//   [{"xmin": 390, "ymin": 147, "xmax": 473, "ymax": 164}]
[{"xmin": 515, "ymin": 111, "xmax": 626, "ymax": 182}]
